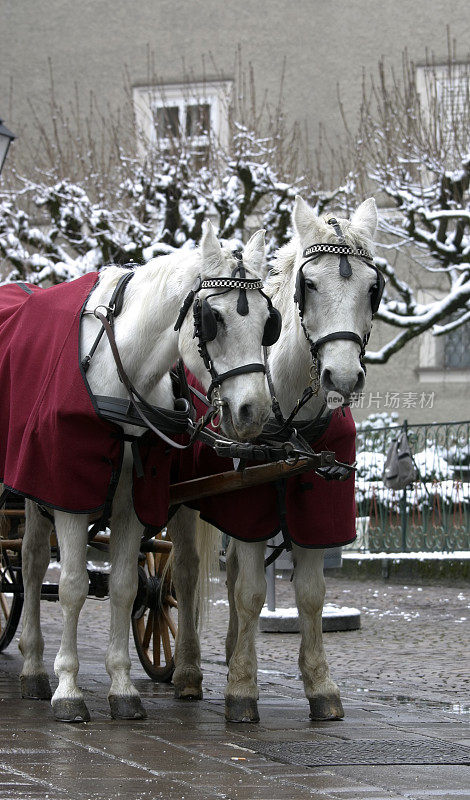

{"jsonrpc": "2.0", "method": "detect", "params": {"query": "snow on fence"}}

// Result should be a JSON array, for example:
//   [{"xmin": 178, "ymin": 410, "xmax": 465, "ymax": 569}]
[{"xmin": 351, "ymin": 419, "xmax": 470, "ymax": 553}]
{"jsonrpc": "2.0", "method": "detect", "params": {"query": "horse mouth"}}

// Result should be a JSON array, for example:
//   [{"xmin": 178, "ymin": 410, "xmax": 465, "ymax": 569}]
[
  {"xmin": 219, "ymin": 404, "xmax": 236, "ymax": 439},
  {"xmin": 220, "ymin": 405, "xmax": 263, "ymax": 442}
]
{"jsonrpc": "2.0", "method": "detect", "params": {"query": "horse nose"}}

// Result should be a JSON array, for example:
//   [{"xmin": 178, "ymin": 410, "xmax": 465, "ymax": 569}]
[
  {"xmin": 239, "ymin": 403, "xmax": 254, "ymax": 425},
  {"xmin": 322, "ymin": 367, "xmax": 365, "ymax": 399},
  {"xmin": 231, "ymin": 398, "xmax": 271, "ymax": 439}
]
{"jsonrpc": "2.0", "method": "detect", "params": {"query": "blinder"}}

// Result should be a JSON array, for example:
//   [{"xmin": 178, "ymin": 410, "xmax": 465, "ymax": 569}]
[
  {"xmin": 294, "ymin": 268, "xmax": 306, "ymax": 316},
  {"xmin": 199, "ymin": 297, "xmax": 218, "ymax": 343},
  {"xmin": 174, "ymin": 259, "xmax": 282, "ymax": 401},
  {"xmin": 262, "ymin": 302, "xmax": 282, "ymax": 347},
  {"xmin": 370, "ymin": 268, "xmax": 385, "ymax": 314},
  {"xmin": 197, "ymin": 292, "xmax": 282, "ymax": 347}
]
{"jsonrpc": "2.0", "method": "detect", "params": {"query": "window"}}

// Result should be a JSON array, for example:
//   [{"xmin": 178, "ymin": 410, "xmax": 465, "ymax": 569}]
[
  {"xmin": 416, "ymin": 62, "xmax": 470, "ymax": 165},
  {"xmin": 443, "ymin": 320, "xmax": 470, "ymax": 369},
  {"xmin": 133, "ymin": 81, "xmax": 232, "ymax": 165},
  {"xmin": 418, "ymin": 291, "xmax": 470, "ymax": 381}
]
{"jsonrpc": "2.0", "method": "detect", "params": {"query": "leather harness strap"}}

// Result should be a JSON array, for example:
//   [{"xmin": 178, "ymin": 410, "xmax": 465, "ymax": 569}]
[{"xmin": 93, "ymin": 310, "xmax": 207, "ymax": 451}]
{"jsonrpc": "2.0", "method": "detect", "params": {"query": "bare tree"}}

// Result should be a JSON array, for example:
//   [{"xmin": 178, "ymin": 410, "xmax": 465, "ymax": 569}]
[
  {"xmin": 332, "ymin": 36, "xmax": 470, "ymax": 364},
  {"xmin": 1, "ymin": 55, "xmax": 350, "ymax": 284}
]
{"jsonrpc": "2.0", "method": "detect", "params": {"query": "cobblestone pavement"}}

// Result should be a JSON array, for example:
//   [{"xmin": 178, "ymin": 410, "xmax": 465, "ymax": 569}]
[{"xmin": 0, "ymin": 571, "xmax": 468, "ymax": 800}]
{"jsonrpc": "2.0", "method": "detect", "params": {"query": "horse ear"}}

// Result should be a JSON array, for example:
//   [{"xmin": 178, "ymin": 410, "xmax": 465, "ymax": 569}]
[
  {"xmin": 292, "ymin": 195, "xmax": 321, "ymax": 241},
  {"xmin": 351, "ymin": 198, "xmax": 377, "ymax": 240},
  {"xmin": 200, "ymin": 220, "xmax": 223, "ymax": 274},
  {"xmin": 244, "ymin": 229, "xmax": 267, "ymax": 278}
]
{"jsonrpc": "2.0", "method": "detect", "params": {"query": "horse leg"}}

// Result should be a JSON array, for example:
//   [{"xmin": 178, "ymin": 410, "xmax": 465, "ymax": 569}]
[
  {"xmin": 225, "ymin": 539, "xmax": 266, "ymax": 723},
  {"xmin": 168, "ymin": 506, "xmax": 203, "ymax": 700},
  {"xmin": 225, "ymin": 537, "xmax": 239, "ymax": 666},
  {"xmin": 292, "ymin": 545, "xmax": 344, "ymax": 720},
  {"xmin": 51, "ymin": 511, "xmax": 90, "ymax": 722},
  {"xmin": 19, "ymin": 501, "xmax": 53, "ymax": 700},
  {"xmin": 106, "ymin": 479, "xmax": 146, "ymax": 720}
]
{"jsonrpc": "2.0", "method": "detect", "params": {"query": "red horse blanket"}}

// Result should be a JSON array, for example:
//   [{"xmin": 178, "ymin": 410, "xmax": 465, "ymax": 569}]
[
  {"xmin": 176, "ymin": 372, "xmax": 357, "ymax": 549},
  {"xmin": 0, "ymin": 276, "xmax": 173, "ymax": 529},
  {"xmin": 0, "ymin": 276, "xmax": 356, "ymax": 544}
]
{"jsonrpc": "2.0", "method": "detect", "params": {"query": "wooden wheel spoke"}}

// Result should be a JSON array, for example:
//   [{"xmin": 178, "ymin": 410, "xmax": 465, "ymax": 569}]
[
  {"xmin": 152, "ymin": 616, "xmax": 161, "ymax": 665},
  {"xmin": 161, "ymin": 622, "xmax": 172, "ymax": 664},
  {"xmin": 162, "ymin": 607, "xmax": 177, "ymax": 639},
  {"xmin": 157, "ymin": 552, "xmax": 168, "ymax": 578},
  {"xmin": 165, "ymin": 595, "xmax": 177, "ymax": 609},
  {"xmin": 135, "ymin": 616, "xmax": 145, "ymax": 643},
  {"xmin": 142, "ymin": 610, "xmax": 154, "ymax": 650},
  {"xmin": 0, "ymin": 593, "xmax": 9, "ymax": 619},
  {"xmin": 146, "ymin": 553, "xmax": 156, "ymax": 577}
]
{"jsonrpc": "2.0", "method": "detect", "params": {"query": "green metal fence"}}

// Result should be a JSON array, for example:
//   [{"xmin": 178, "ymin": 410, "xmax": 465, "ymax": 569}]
[{"xmin": 353, "ymin": 420, "xmax": 470, "ymax": 553}]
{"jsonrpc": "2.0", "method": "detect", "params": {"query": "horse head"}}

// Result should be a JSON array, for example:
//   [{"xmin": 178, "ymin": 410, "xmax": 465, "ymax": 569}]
[
  {"xmin": 177, "ymin": 221, "xmax": 279, "ymax": 440},
  {"xmin": 291, "ymin": 195, "xmax": 382, "ymax": 404}
]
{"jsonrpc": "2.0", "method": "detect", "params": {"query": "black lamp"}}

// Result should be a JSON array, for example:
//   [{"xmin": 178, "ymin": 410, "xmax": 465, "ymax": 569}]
[{"xmin": 0, "ymin": 119, "xmax": 16, "ymax": 176}]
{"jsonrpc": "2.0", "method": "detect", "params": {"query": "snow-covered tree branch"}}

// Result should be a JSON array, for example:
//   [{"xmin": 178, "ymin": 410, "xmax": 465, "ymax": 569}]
[{"xmin": 333, "ymin": 42, "xmax": 470, "ymax": 363}]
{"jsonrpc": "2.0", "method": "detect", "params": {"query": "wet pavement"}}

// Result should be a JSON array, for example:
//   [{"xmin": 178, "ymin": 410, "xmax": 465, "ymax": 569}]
[{"xmin": 0, "ymin": 572, "xmax": 469, "ymax": 799}]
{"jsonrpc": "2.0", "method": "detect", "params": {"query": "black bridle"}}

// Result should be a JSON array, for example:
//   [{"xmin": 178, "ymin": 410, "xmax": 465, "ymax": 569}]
[
  {"xmin": 294, "ymin": 217, "xmax": 385, "ymax": 393},
  {"xmin": 174, "ymin": 256, "xmax": 281, "ymax": 406}
]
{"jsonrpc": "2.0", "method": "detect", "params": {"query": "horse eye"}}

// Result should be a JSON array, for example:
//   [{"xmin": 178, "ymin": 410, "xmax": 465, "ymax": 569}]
[
  {"xmin": 305, "ymin": 280, "xmax": 317, "ymax": 292},
  {"xmin": 213, "ymin": 309, "xmax": 224, "ymax": 325},
  {"xmin": 369, "ymin": 283, "xmax": 378, "ymax": 294}
]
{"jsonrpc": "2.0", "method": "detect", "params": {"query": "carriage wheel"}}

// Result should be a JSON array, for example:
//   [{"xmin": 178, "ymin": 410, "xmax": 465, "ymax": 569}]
[
  {"xmin": 131, "ymin": 538, "xmax": 177, "ymax": 683},
  {"xmin": 0, "ymin": 541, "xmax": 24, "ymax": 652}
]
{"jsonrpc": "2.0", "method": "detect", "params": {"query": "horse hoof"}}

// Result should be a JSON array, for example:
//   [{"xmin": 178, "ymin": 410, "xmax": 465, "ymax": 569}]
[
  {"xmin": 174, "ymin": 686, "xmax": 203, "ymax": 701},
  {"xmin": 20, "ymin": 674, "xmax": 52, "ymax": 700},
  {"xmin": 52, "ymin": 698, "xmax": 91, "ymax": 723},
  {"xmin": 108, "ymin": 694, "xmax": 147, "ymax": 720},
  {"xmin": 309, "ymin": 694, "xmax": 344, "ymax": 721},
  {"xmin": 225, "ymin": 696, "xmax": 260, "ymax": 723}
]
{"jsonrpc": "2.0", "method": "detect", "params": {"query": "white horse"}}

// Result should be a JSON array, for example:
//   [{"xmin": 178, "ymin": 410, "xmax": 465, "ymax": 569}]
[
  {"xmin": 15, "ymin": 222, "xmax": 275, "ymax": 723},
  {"xmin": 168, "ymin": 196, "xmax": 380, "ymax": 722}
]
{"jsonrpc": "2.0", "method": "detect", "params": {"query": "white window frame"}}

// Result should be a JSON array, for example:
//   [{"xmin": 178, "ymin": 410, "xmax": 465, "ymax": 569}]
[{"xmin": 133, "ymin": 80, "xmax": 232, "ymax": 157}]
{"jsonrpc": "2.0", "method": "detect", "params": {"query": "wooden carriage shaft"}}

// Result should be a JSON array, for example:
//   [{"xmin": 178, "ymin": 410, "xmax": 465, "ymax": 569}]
[
  {"xmin": 1, "ymin": 454, "xmax": 329, "ymax": 551},
  {"xmin": 167, "ymin": 455, "xmax": 322, "ymax": 505}
]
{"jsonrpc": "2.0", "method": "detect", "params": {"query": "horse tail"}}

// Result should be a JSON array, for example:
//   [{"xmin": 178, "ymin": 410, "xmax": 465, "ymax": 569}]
[
  {"xmin": 194, "ymin": 515, "xmax": 221, "ymax": 629},
  {"xmin": 164, "ymin": 507, "xmax": 220, "ymax": 631}
]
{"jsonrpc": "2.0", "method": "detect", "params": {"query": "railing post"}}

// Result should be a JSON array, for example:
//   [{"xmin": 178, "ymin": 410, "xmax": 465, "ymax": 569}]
[
  {"xmin": 266, "ymin": 556, "xmax": 276, "ymax": 611},
  {"xmin": 401, "ymin": 418, "xmax": 408, "ymax": 552}
]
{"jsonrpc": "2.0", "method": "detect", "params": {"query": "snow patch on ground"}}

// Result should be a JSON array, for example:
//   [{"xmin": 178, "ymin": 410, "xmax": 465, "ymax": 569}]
[{"xmin": 260, "ymin": 603, "xmax": 360, "ymax": 619}]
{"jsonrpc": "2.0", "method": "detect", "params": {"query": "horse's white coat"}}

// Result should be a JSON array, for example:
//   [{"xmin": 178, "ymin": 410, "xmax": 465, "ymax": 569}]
[
  {"xmin": 18, "ymin": 223, "xmax": 275, "ymax": 720},
  {"xmin": 170, "ymin": 198, "xmax": 379, "ymax": 720}
]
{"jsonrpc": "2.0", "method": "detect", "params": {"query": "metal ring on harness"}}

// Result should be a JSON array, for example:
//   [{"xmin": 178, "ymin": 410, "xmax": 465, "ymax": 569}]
[{"xmin": 93, "ymin": 304, "xmax": 114, "ymax": 320}]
